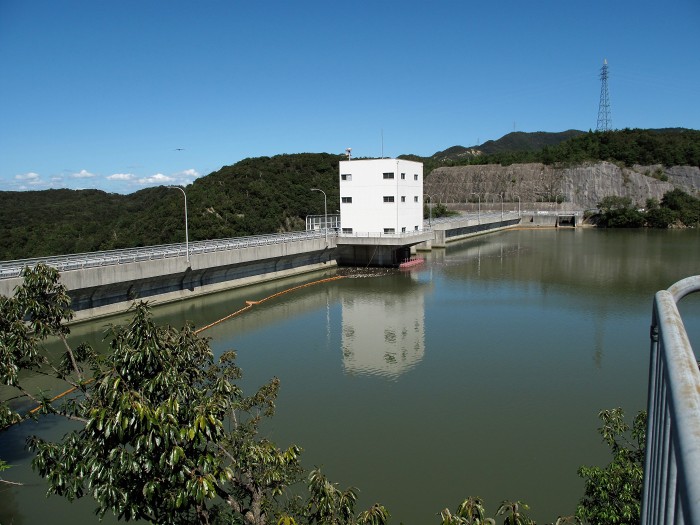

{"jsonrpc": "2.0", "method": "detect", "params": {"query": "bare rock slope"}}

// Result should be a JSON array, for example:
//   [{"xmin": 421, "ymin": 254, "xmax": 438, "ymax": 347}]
[{"xmin": 425, "ymin": 162, "xmax": 700, "ymax": 209}]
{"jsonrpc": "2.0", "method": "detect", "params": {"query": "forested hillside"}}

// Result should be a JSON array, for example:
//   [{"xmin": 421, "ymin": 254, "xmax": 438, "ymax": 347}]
[
  {"xmin": 430, "ymin": 129, "xmax": 585, "ymax": 162},
  {"xmin": 421, "ymin": 128, "xmax": 700, "ymax": 169},
  {"xmin": 0, "ymin": 153, "xmax": 340, "ymax": 260},
  {"xmin": 1, "ymin": 129, "xmax": 699, "ymax": 260}
]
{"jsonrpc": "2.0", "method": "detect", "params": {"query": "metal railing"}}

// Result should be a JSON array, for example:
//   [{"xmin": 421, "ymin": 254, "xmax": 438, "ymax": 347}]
[
  {"xmin": 425, "ymin": 211, "xmax": 519, "ymax": 227},
  {"xmin": 305, "ymin": 214, "xmax": 341, "ymax": 232},
  {"xmin": 338, "ymin": 229, "xmax": 432, "ymax": 239},
  {"xmin": 0, "ymin": 230, "xmax": 332, "ymax": 280},
  {"xmin": 0, "ymin": 210, "xmax": 526, "ymax": 280},
  {"xmin": 642, "ymin": 275, "xmax": 700, "ymax": 525}
]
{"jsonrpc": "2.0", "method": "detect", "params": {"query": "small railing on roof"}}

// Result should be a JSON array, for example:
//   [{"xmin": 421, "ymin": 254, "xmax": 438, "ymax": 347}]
[{"xmin": 642, "ymin": 275, "xmax": 700, "ymax": 524}]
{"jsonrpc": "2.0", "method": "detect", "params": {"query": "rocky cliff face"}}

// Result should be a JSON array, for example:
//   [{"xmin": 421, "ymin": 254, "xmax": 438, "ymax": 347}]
[{"xmin": 425, "ymin": 162, "xmax": 700, "ymax": 209}]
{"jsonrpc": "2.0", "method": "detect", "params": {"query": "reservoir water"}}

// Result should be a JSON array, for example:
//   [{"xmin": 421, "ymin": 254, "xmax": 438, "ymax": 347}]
[{"xmin": 2, "ymin": 228, "xmax": 699, "ymax": 524}]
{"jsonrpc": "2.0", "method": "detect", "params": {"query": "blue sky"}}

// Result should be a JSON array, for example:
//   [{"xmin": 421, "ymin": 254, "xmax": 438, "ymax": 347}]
[{"xmin": 1, "ymin": 0, "xmax": 698, "ymax": 194}]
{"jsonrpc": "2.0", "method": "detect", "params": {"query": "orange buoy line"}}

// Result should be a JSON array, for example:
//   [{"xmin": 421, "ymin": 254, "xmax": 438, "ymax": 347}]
[
  {"xmin": 26, "ymin": 380, "xmax": 93, "ymax": 415},
  {"xmin": 10, "ymin": 275, "xmax": 347, "ymax": 423},
  {"xmin": 194, "ymin": 275, "xmax": 346, "ymax": 334}
]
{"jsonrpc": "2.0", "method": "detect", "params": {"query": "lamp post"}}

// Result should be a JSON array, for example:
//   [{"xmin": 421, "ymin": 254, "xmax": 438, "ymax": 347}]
[
  {"xmin": 470, "ymin": 192, "xmax": 481, "ymax": 224},
  {"xmin": 496, "ymin": 193, "xmax": 504, "ymax": 220},
  {"xmin": 310, "ymin": 188, "xmax": 327, "ymax": 243},
  {"xmin": 167, "ymin": 186, "xmax": 189, "ymax": 264},
  {"xmin": 425, "ymin": 194, "xmax": 436, "ymax": 226},
  {"xmin": 484, "ymin": 192, "xmax": 492, "ymax": 219},
  {"xmin": 427, "ymin": 195, "xmax": 432, "ymax": 226}
]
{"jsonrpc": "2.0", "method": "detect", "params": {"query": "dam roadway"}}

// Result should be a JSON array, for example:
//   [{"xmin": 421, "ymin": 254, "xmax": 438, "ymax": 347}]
[{"xmin": 0, "ymin": 211, "xmax": 531, "ymax": 321}]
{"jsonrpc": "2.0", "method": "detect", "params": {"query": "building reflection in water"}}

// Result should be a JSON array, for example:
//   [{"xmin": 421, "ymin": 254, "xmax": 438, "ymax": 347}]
[{"xmin": 340, "ymin": 272, "xmax": 426, "ymax": 380}]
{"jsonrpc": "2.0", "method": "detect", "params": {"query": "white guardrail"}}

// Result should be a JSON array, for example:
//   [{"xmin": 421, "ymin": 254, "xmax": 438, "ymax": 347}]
[
  {"xmin": 642, "ymin": 275, "xmax": 700, "ymax": 524},
  {"xmin": 0, "ymin": 211, "xmax": 525, "ymax": 281},
  {"xmin": 0, "ymin": 230, "xmax": 330, "ymax": 280},
  {"xmin": 425, "ymin": 211, "xmax": 519, "ymax": 226}
]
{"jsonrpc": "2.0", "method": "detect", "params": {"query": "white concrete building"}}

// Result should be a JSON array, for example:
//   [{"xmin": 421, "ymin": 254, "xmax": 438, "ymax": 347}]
[{"xmin": 338, "ymin": 158, "xmax": 423, "ymax": 235}]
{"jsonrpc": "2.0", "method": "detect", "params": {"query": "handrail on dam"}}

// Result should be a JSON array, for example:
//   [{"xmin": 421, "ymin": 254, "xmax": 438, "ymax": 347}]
[
  {"xmin": 0, "ymin": 230, "xmax": 333, "ymax": 280},
  {"xmin": 339, "ymin": 229, "xmax": 432, "ymax": 239},
  {"xmin": 0, "ymin": 210, "xmax": 524, "ymax": 281},
  {"xmin": 642, "ymin": 275, "xmax": 700, "ymax": 525}
]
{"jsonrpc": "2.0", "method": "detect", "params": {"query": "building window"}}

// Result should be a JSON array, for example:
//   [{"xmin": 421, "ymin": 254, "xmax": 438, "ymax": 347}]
[
  {"xmin": 401, "ymin": 227, "xmax": 406, "ymax": 233},
  {"xmin": 414, "ymin": 196, "xmax": 418, "ymax": 202},
  {"xmin": 414, "ymin": 225, "xmax": 419, "ymax": 230},
  {"xmin": 414, "ymin": 174, "xmax": 419, "ymax": 180},
  {"xmin": 383, "ymin": 172, "xmax": 394, "ymax": 179},
  {"xmin": 341, "ymin": 197, "xmax": 352, "ymax": 203},
  {"xmin": 342, "ymin": 228, "xmax": 353, "ymax": 234},
  {"xmin": 383, "ymin": 196, "xmax": 394, "ymax": 203},
  {"xmin": 401, "ymin": 173, "xmax": 406, "ymax": 180},
  {"xmin": 383, "ymin": 228, "xmax": 395, "ymax": 234},
  {"xmin": 341, "ymin": 174, "xmax": 352, "ymax": 181},
  {"xmin": 401, "ymin": 196, "xmax": 406, "ymax": 203}
]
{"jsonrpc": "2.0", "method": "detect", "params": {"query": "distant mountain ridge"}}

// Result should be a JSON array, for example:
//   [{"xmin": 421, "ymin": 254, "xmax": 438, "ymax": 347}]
[{"xmin": 431, "ymin": 130, "xmax": 586, "ymax": 162}]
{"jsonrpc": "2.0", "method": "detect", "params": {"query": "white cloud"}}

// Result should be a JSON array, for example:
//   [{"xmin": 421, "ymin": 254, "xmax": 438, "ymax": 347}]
[
  {"xmin": 15, "ymin": 172, "xmax": 41, "ymax": 183},
  {"xmin": 138, "ymin": 173, "xmax": 175, "ymax": 185},
  {"xmin": 168, "ymin": 168, "xmax": 201, "ymax": 186},
  {"xmin": 71, "ymin": 169, "xmax": 96, "ymax": 179},
  {"xmin": 107, "ymin": 173, "xmax": 136, "ymax": 181},
  {"xmin": 175, "ymin": 168, "xmax": 200, "ymax": 179}
]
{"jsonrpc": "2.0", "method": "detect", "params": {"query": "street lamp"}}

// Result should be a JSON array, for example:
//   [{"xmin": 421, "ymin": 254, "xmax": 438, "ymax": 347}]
[
  {"xmin": 426, "ymin": 195, "xmax": 432, "ymax": 226},
  {"xmin": 470, "ymin": 192, "xmax": 481, "ymax": 224},
  {"xmin": 425, "ymin": 194, "xmax": 437, "ymax": 226},
  {"xmin": 310, "ymin": 188, "xmax": 327, "ymax": 243},
  {"xmin": 484, "ymin": 192, "xmax": 492, "ymax": 219},
  {"xmin": 167, "ymin": 186, "xmax": 189, "ymax": 264}
]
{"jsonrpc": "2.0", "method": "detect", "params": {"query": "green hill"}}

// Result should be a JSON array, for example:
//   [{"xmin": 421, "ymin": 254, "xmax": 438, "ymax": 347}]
[
  {"xmin": 431, "ymin": 129, "xmax": 586, "ymax": 162},
  {"xmin": 0, "ymin": 153, "xmax": 341, "ymax": 260}
]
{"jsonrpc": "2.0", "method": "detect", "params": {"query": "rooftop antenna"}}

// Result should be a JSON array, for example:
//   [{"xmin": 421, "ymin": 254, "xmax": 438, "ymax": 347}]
[
  {"xmin": 596, "ymin": 58, "xmax": 612, "ymax": 131},
  {"xmin": 345, "ymin": 147, "xmax": 352, "ymax": 160},
  {"xmin": 381, "ymin": 129, "xmax": 384, "ymax": 158}
]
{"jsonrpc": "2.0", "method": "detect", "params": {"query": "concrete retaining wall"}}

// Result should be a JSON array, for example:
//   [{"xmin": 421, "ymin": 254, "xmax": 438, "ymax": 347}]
[
  {"xmin": 1, "ymin": 237, "xmax": 337, "ymax": 322},
  {"xmin": 434, "ymin": 218, "xmax": 521, "ymax": 246},
  {"xmin": 518, "ymin": 213, "xmax": 580, "ymax": 227},
  {"xmin": 418, "ymin": 215, "xmax": 521, "ymax": 249},
  {"xmin": 519, "ymin": 214, "xmax": 559, "ymax": 227}
]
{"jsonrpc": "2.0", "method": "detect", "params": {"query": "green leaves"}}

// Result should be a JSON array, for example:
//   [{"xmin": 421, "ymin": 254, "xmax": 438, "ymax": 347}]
[
  {"xmin": 303, "ymin": 468, "xmax": 388, "ymax": 525},
  {"xmin": 496, "ymin": 500, "xmax": 534, "ymax": 525},
  {"xmin": 2, "ymin": 265, "xmax": 87, "ymax": 436},
  {"xmin": 0, "ymin": 271, "xmax": 304, "ymax": 524},
  {"xmin": 661, "ymin": 188, "xmax": 700, "ymax": 226},
  {"xmin": 440, "ymin": 498, "xmax": 536, "ymax": 525},
  {"xmin": 576, "ymin": 408, "xmax": 646, "ymax": 525},
  {"xmin": 1, "ymin": 265, "xmax": 73, "ymax": 388},
  {"xmin": 4, "ymin": 267, "xmax": 405, "ymax": 525},
  {"xmin": 357, "ymin": 504, "xmax": 390, "ymax": 525},
  {"xmin": 594, "ymin": 189, "xmax": 700, "ymax": 229},
  {"xmin": 595, "ymin": 196, "xmax": 646, "ymax": 228}
]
